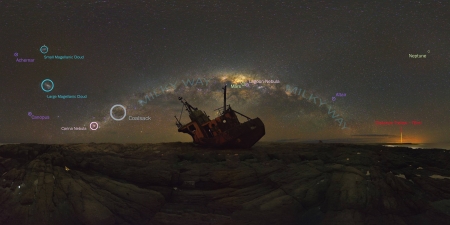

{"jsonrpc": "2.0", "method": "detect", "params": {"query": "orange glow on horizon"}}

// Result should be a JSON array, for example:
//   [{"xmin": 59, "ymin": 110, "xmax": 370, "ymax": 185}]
[
  {"xmin": 375, "ymin": 135, "xmax": 426, "ymax": 144},
  {"xmin": 393, "ymin": 136, "xmax": 425, "ymax": 144}
]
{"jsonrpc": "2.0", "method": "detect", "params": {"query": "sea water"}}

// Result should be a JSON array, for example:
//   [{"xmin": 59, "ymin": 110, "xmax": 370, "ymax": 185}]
[{"xmin": 384, "ymin": 143, "xmax": 450, "ymax": 150}]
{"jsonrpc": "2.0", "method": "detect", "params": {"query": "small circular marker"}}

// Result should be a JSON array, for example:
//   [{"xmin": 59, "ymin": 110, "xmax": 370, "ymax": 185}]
[
  {"xmin": 40, "ymin": 45, "xmax": 48, "ymax": 54},
  {"xmin": 90, "ymin": 122, "xmax": 99, "ymax": 130},
  {"xmin": 110, "ymin": 104, "xmax": 127, "ymax": 121},
  {"xmin": 41, "ymin": 79, "xmax": 54, "ymax": 92},
  {"xmin": 427, "ymin": 50, "xmax": 430, "ymax": 53},
  {"xmin": 14, "ymin": 52, "xmax": 18, "ymax": 57}
]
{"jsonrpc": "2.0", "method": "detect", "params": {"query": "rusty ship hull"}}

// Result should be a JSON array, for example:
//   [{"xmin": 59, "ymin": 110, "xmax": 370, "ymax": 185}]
[{"xmin": 175, "ymin": 85, "xmax": 265, "ymax": 149}]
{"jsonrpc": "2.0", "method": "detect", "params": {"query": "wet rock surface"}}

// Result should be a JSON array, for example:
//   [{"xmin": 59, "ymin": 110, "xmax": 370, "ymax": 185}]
[{"xmin": 0, "ymin": 142, "xmax": 450, "ymax": 225}]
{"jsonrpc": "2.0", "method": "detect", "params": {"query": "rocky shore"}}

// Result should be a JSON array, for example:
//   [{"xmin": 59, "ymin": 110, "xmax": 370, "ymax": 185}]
[{"xmin": 1, "ymin": 142, "xmax": 450, "ymax": 225}]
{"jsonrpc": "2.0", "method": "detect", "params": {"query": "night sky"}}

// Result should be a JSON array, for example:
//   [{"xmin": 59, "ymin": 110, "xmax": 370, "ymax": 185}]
[{"xmin": 1, "ymin": 1, "xmax": 449, "ymax": 144}]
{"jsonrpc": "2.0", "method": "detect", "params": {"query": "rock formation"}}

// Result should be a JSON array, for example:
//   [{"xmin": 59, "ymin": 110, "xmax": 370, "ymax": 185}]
[{"xmin": 1, "ymin": 142, "xmax": 450, "ymax": 225}]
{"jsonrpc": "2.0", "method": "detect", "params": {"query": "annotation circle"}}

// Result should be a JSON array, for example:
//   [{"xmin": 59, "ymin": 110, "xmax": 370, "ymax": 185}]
[
  {"xmin": 41, "ymin": 79, "xmax": 54, "ymax": 92},
  {"xmin": 90, "ymin": 122, "xmax": 99, "ymax": 130},
  {"xmin": 110, "ymin": 104, "xmax": 126, "ymax": 121},
  {"xmin": 40, "ymin": 45, "xmax": 48, "ymax": 54}
]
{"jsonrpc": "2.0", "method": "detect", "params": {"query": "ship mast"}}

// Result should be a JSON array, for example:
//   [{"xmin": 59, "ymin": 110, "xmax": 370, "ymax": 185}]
[
  {"xmin": 178, "ymin": 97, "xmax": 197, "ymax": 114},
  {"xmin": 223, "ymin": 84, "xmax": 227, "ymax": 115}
]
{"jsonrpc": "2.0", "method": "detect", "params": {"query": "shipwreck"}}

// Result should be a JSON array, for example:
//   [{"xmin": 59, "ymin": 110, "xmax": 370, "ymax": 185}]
[{"xmin": 175, "ymin": 85, "xmax": 265, "ymax": 148}]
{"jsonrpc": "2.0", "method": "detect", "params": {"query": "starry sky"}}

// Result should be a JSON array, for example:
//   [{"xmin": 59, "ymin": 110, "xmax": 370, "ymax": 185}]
[{"xmin": 1, "ymin": 1, "xmax": 449, "ymax": 144}]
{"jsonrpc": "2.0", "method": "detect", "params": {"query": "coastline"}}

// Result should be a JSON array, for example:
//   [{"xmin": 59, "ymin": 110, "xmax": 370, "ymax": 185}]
[{"xmin": 1, "ymin": 142, "xmax": 450, "ymax": 224}]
